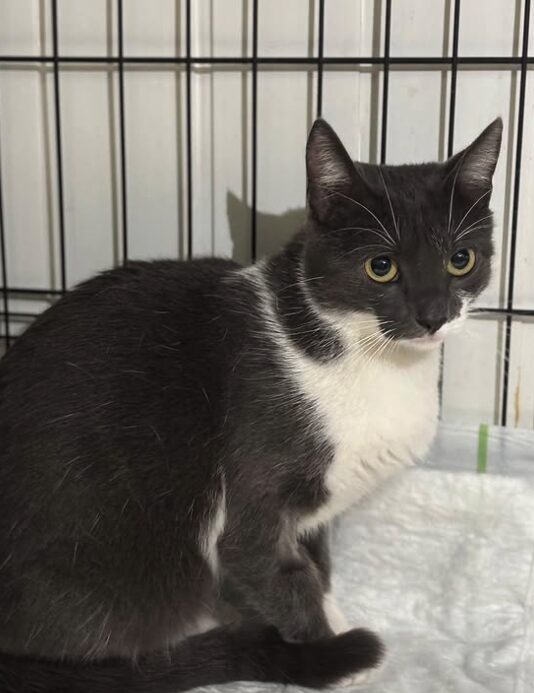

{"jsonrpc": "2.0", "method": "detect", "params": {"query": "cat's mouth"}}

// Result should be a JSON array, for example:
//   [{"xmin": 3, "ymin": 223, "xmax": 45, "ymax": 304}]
[
  {"xmin": 380, "ymin": 326, "xmax": 447, "ymax": 351},
  {"xmin": 409, "ymin": 331, "xmax": 446, "ymax": 349}
]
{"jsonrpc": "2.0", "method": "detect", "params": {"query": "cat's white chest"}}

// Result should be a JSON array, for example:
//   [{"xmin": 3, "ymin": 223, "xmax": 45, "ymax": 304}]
[{"xmin": 291, "ymin": 345, "xmax": 440, "ymax": 531}]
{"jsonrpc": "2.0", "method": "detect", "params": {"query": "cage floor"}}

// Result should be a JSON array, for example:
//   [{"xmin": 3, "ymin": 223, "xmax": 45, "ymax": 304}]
[{"xmin": 192, "ymin": 431, "xmax": 534, "ymax": 693}]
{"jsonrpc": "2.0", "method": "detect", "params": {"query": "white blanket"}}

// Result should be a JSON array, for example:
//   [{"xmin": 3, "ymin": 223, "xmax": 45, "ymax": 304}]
[{"xmin": 194, "ymin": 467, "xmax": 534, "ymax": 693}]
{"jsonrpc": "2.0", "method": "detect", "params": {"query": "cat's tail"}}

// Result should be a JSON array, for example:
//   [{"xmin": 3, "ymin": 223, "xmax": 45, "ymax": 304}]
[{"xmin": 0, "ymin": 624, "xmax": 383, "ymax": 692}]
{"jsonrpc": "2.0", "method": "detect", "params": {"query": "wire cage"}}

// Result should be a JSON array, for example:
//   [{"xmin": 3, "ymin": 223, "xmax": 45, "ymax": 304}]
[{"xmin": 0, "ymin": 0, "xmax": 533, "ymax": 428}]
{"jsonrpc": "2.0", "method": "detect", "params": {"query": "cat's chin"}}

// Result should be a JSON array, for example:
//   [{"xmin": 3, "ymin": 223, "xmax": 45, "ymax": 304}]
[{"xmin": 399, "ymin": 333, "xmax": 445, "ymax": 351}]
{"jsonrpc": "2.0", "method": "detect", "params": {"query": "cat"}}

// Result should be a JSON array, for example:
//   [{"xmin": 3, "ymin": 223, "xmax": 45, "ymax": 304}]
[{"xmin": 0, "ymin": 116, "xmax": 502, "ymax": 692}]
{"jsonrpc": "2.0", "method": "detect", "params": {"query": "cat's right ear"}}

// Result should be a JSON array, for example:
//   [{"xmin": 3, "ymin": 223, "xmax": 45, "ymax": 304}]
[
  {"xmin": 306, "ymin": 119, "xmax": 357, "ymax": 224},
  {"xmin": 445, "ymin": 117, "xmax": 503, "ymax": 198}
]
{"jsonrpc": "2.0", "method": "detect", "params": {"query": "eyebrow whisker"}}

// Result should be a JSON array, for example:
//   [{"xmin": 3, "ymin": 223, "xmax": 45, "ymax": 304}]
[
  {"xmin": 378, "ymin": 168, "xmax": 400, "ymax": 241},
  {"xmin": 455, "ymin": 218, "xmax": 493, "ymax": 243},
  {"xmin": 323, "ymin": 187, "xmax": 397, "ymax": 248},
  {"xmin": 453, "ymin": 189, "xmax": 492, "ymax": 238}
]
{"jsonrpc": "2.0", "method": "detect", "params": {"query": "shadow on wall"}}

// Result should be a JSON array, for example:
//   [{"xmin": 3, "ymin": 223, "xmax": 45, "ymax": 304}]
[{"xmin": 226, "ymin": 191, "xmax": 306, "ymax": 264}]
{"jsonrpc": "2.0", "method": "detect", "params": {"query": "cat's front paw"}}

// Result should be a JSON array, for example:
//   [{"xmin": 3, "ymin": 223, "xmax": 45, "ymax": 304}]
[{"xmin": 323, "ymin": 592, "xmax": 350, "ymax": 634}]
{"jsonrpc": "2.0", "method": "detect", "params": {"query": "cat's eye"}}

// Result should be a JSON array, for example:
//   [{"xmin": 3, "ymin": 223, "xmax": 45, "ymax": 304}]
[
  {"xmin": 365, "ymin": 256, "xmax": 398, "ymax": 283},
  {"xmin": 447, "ymin": 248, "xmax": 476, "ymax": 276}
]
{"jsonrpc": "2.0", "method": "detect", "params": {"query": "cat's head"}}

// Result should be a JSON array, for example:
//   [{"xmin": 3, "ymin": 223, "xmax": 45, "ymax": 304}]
[{"xmin": 303, "ymin": 117, "xmax": 502, "ymax": 348}]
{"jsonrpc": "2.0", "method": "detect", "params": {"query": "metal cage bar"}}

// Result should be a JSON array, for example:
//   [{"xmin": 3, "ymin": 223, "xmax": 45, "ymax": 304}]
[
  {"xmin": 501, "ymin": 0, "xmax": 532, "ymax": 426},
  {"xmin": 185, "ymin": 0, "xmax": 193, "ymax": 260},
  {"xmin": 447, "ymin": 0, "xmax": 461, "ymax": 158},
  {"xmin": 251, "ymin": 0, "xmax": 259, "ymax": 262},
  {"xmin": 1, "ymin": 55, "xmax": 533, "ymax": 66},
  {"xmin": 0, "ymin": 115, "xmax": 9, "ymax": 348},
  {"xmin": 117, "ymin": 0, "xmax": 129, "ymax": 263},
  {"xmin": 51, "ymin": 0, "xmax": 67, "ymax": 292},
  {"xmin": 438, "ymin": 0, "xmax": 462, "ymax": 408},
  {"xmin": 316, "ymin": 0, "xmax": 325, "ymax": 118},
  {"xmin": 380, "ymin": 0, "xmax": 392, "ymax": 164}
]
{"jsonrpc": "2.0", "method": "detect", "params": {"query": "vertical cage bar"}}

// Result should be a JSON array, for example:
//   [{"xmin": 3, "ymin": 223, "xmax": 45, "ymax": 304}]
[
  {"xmin": 501, "ymin": 0, "xmax": 531, "ymax": 426},
  {"xmin": 117, "ymin": 0, "xmax": 129, "ymax": 262},
  {"xmin": 186, "ymin": 0, "xmax": 193, "ymax": 259},
  {"xmin": 51, "ymin": 0, "xmax": 67, "ymax": 292},
  {"xmin": 251, "ymin": 0, "xmax": 258, "ymax": 262},
  {"xmin": 439, "ymin": 0, "xmax": 461, "ymax": 410},
  {"xmin": 380, "ymin": 0, "xmax": 392, "ymax": 164},
  {"xmin": 316, "ymin": 0, "xmax": 325, "ymax": 118},
  {"xmin": 0, "ymin": 124, "xmax": 9, "ymax": 347},
  {"xmin": 447, "ymin": 0, "xmax": 461, "ymax": 157}
]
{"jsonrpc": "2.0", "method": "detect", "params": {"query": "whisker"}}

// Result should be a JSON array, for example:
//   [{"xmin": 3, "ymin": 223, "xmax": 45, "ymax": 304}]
[
  {"xmin": 354, "ymin": 328, "xmax": 386, "ymax": 347},
  {"xmin": 370, "ymin": 335, "xmax": 394, "ymax": 366},
  {"xmin": 454, "ymin": 215, "xmax": 493, "ymax": 242},
  {"xmin": 453, "ymin": 189, "xmax": 492, "ymax": 237},
  {"xmin": 323, "ymin": 187, "xmax": 397, "ymax": 248},
  {"xmin": 276, "ymin": 275, "xmax": 325, "ymax": 294},
  {"xmin": 353, "ymin": 328, "xmax": 395, "ymax": 364},
  {"xmin": 353, "ymin": 337, "xmax": 385, "ymax": 364},
  {"xmin": 354, "ymin": 332, "xmax": 386, "ymax": 350},
  {"xmin": 340, "ymin": 244, "xmax": 394, "ymax": 259},
  {"xmin": 331, "ymin": 226, "xmax": 395, "ymax": 250},
  {"xmin": 332, "ymin": 226, "xmax": 391, "ymax": 235},
  {"xmin": 359, "ymin": 332, "xmax": 394, "ymax": 368},
  {"xmin": 378, "ymin": 168, "xmax": 400, "ymax": 241},
  {"xmin": 447, "ymin": 151, "xmax": 468, "ymax": 239}
]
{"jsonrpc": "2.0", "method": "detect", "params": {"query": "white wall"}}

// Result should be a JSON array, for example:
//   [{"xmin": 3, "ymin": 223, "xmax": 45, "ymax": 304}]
[{"xmin": 0, "ymin": 0, "xmax": 533, "ymax": 427}]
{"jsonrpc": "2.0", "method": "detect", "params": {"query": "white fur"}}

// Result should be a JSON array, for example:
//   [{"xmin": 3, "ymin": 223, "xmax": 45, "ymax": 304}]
[
  {"xmin": 294, "ymin": 319, "xmax": 440, "ymax": 532},
  {"xmin": 241, "ymin": 265, "xmax": 440, "ymax": 533},
  {"xmin": 200, "ymin": 477, "xmax": 226, "ymax": 575},
  {"xmin": 323, "ymin": 592, "xmax": 349, "ymax": 634}
]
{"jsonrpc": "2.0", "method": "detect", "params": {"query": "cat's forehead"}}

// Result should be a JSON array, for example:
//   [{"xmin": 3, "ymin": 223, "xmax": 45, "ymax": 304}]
[
  {"xmin": 362, "ymin": 161, "xmax": 445, "ymax": 196},
  {"xmin": 353, "ymin": 164, "xmax": 461, "ymax": 250},
  {"xmin": 352, "ymin": 161, "xmax": 450, "ymax": 224}
]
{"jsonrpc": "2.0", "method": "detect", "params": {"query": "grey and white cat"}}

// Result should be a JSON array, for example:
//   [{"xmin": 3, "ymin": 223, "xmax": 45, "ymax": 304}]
[{"xmin": 0, "ymin": 117, "xmax": 502, "ymax": 692}]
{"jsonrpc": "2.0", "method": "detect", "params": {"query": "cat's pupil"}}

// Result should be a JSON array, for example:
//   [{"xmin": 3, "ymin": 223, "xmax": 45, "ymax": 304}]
[
  {"xmin": 370, "ymin": 257, "xmax": 392, "ymax": 276},
  {"xmin": 451, "ymin": 249, "xmax": 469, "ymax": 269}
]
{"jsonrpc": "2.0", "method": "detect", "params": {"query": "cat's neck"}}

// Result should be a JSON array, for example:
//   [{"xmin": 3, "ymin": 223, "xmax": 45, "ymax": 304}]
[{"xmin": 263, "ymin": 236, "xmax": 344, "ymax": 362}]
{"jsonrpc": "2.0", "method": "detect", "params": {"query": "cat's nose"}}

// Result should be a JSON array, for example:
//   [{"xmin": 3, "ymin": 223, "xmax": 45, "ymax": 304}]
[{"xmin": 416, "ymin": 315, "xmax": 448, "ymax": 334}]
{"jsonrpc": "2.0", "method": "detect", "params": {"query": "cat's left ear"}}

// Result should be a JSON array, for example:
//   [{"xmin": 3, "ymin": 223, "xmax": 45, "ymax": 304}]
[
  {"xmin": 445, "ymin": 117, "xmax": 503, "ymax": 197},
  {"xmin": 306, "ymin": 119, "xmax": 358, "ymax": 224}
]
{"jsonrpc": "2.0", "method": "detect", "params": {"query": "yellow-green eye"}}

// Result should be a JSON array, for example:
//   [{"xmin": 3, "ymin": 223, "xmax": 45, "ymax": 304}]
[
  {"xmin": 365, "ymin": 256, "xmax": 398, "ymax": 283},
  {"xmin": 447, "ymin": 248, "xmax": 475, "ymax": 276}
]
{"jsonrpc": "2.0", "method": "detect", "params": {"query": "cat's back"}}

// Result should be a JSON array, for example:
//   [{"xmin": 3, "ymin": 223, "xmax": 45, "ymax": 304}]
[
  {"xmin": 0, "ymin": 257, "xmax": 244, "ymax": 385},
  {"xmin": 2, "ymin": 257, "xmax": 241, "ymax": 351},
  {"xmin": 0, "ymin": 257, "xmax": 247, "ymax": 480}
]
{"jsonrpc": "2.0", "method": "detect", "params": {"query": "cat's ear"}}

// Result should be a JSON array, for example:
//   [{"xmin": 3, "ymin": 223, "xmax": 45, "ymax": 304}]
[
  {"xmin": 446, "ymin": 117, "xmax": 503, "ymax": 197},
  {"xmin": 306, "ymin": 119, "xmax": 357, "ymax": 223}
]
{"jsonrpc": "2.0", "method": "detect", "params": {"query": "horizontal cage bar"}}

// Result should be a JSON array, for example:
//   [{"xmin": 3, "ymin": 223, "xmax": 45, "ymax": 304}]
[{"xmin": 0, "ymin": 56, "xmax": 533, "ymax": 66}]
